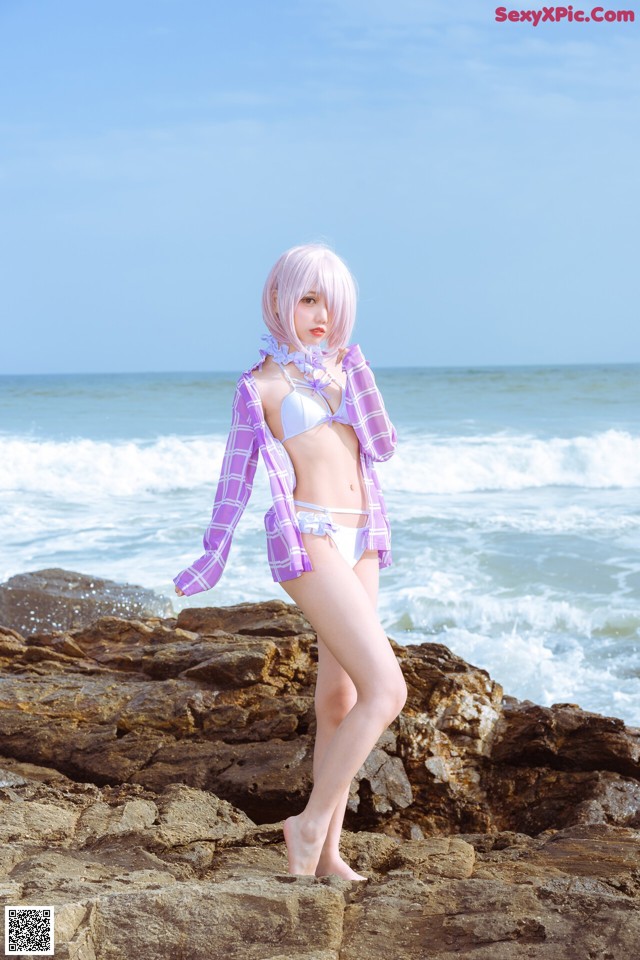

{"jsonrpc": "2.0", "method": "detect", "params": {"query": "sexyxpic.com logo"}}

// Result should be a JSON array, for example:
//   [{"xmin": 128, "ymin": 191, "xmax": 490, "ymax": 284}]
[{"xmin": 495, "ymin": 5, "xmax": 635, "ymax": 23}]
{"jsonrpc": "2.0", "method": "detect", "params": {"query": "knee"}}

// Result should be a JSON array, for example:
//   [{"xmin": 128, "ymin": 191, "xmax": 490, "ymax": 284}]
[
  {"xmin": 377, "ymin": 673, "xmax": 408, "ymax": 726},
  {"xmin": 315, "ymin": 682, "xmax": 357, "ymax": 728}
]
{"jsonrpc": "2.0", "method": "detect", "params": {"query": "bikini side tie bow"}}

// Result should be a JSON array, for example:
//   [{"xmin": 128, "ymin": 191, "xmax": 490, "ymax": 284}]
[{"xmin": 296, "ymin": 510, "xmax": 339, "ymax": 537}]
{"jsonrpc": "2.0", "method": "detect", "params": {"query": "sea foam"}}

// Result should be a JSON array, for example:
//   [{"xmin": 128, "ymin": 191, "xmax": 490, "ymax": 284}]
[
  {"xmin": 1, "ymin": 435, "xmax": 228, "ymax": 499},
  {"xmin": 3, "ymin": 428, "xmax": 640, "ymax": 501},
  {"xmin": 382, "ymin": 428, "xmax": 640, "ymax": 493}
]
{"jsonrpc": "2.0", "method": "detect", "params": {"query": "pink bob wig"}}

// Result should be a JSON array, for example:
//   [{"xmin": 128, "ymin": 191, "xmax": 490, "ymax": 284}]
[{"xmin": 261, "ymin": 243, "xmax": 358, "ymax": 357}]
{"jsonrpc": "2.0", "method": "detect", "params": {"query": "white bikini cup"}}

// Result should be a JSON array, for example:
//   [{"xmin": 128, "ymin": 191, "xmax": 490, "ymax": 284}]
[{"xmin": 280, "ymin": 382, "xmax": 349, "ymax": 442}]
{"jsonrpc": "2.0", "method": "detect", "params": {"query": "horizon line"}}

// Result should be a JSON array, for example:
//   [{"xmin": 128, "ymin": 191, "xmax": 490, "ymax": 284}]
[{"xmin": 1, "ymin": 358, "xmax": 640, "ymax": 378}]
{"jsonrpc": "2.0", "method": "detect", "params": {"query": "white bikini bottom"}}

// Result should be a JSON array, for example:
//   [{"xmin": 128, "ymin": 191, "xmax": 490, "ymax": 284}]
[{"xmin": 293, "ymin": 499, "xmax": 371, "ymax": 568}]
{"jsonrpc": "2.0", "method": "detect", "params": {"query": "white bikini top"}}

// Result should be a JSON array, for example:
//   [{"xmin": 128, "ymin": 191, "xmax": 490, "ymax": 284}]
[{"xmin": 276, "ymin": 363, "xmax": 349, "ymax": 442}]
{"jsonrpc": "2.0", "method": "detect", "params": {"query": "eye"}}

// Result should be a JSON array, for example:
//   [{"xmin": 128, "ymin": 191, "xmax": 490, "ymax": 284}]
[{"xmin": 302, "ymin": 296, "xmax": 316, "ymax": 304}]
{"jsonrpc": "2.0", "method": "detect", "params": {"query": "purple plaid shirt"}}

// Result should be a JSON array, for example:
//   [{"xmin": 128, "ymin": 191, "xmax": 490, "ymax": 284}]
[{"xmin": 173, "ymin": 343, "xmax": 397, "ymax": 596}]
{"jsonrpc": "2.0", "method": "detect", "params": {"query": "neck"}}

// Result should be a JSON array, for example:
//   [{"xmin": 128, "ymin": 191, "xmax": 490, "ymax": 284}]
[{"xmin": 260, "ymin": 333, "xmax": 337, "ymax": 385}]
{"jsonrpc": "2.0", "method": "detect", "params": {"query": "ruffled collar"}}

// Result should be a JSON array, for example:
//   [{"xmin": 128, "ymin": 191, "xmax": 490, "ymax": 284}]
[{"xmin": 259, "ymin": 333, "xmax": 333, "ymax": 387}]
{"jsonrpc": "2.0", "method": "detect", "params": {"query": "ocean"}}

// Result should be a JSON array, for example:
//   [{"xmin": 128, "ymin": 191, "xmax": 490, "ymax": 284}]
[{"xmin": 2, "ymin": 363, "xmax": 639, "ymax": 727}]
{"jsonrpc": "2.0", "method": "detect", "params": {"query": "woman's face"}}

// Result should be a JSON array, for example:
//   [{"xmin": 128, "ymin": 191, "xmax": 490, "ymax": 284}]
[{"xmin": 293, "ymin": 290, "xmax": 331, "ymax": 348}]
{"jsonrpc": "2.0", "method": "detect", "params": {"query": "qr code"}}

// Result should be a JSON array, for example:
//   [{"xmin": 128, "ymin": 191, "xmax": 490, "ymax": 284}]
[{"xmin": 4, "ymin": 906, "xmax": 55, "ymax": 955}]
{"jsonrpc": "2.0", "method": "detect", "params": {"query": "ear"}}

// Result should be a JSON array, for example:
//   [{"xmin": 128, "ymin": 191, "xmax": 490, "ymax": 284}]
[{"xmin": 271, "ymin": 288, "xmax": 279, "ymax": 317}]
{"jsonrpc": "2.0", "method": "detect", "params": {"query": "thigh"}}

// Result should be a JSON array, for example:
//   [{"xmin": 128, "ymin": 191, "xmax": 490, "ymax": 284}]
[
  {"xmin": 315, "ymin": 549, "xmax": 380, "ymax": 703},
  {"xmin": 354, "ymin": 548, "xmax": 379, "ymax": 609},
  {"xmin": 279, "ymin": 533, "xmax": 401, "ymax": 698}
]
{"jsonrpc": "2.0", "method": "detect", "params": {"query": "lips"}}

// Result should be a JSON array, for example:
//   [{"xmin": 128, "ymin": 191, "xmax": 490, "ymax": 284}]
[{"xmin": 310, "ymin": 328, "xmax": 326, "ymax": 336}]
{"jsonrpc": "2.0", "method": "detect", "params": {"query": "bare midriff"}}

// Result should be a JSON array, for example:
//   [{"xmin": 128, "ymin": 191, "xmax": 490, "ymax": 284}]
[
  {"xmin": 257, "ymin": 358, "xmax": 368, "ymax": 529},
  {"xmin": 284, "ymin": 421, "xmax": 368, "ymax": 529}
]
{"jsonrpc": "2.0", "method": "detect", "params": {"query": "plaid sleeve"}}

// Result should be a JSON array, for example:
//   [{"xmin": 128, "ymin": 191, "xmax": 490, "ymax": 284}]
[
  {"xmin": 173, "ymin": 383, "xmax": 259, "ymax": 596},
  {"xmin": 342, "ymin": 343, "xmax": 397, "ymax": 462}
]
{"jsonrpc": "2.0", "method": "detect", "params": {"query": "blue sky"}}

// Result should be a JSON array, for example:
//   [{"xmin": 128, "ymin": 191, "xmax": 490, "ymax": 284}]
[{"xmin": 1, "ymin": 0, "xmax": 638, "ymax": 373}]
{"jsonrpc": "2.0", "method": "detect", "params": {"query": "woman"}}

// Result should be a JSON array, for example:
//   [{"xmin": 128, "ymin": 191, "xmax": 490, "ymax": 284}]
[{"xmin": 174, "ymin": 243, "xmax": 407, "ymax": 879}]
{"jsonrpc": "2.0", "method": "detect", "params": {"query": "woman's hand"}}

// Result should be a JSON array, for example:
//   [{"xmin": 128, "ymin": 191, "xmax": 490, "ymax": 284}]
[{"xmin": 175, "ymin": 586, "xmax": 184, "ymax": 597}]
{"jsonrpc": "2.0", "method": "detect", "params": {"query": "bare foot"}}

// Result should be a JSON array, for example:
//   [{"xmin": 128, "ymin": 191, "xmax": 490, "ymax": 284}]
[
  {"xmin": 283, "ymin": 815, "xmax": 326, "ymax": 876},
  {"xmin": 315, "ymin": 856, "xmax": 367, "ymax": 881}
]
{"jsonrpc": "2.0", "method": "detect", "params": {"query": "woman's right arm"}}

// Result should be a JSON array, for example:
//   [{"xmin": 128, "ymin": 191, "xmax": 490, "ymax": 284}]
[{"xmin": 173, "ymin": 381, "xmax": 258, "ymax": 597}]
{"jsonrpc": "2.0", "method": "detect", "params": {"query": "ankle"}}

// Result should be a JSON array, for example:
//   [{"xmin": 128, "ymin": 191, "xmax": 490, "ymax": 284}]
[{"xmin": 295, "ymin": 813, "xmax": 328, "ymax": 845}]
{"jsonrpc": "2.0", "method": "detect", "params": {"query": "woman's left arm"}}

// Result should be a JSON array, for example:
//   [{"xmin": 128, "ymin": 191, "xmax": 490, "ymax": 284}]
[{"xmin": 341, "ymin": 343, "xmax": 397, "ymax": 462}]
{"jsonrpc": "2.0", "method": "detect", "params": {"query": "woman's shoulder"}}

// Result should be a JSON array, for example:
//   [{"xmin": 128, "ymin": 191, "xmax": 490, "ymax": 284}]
[
  {"xmin": 246, "ymin": 354, "xmax": 284, "ymax": 384},
  {"xmin": 240, "ymin": 356, "xmax": 287, "ymax": 415}
]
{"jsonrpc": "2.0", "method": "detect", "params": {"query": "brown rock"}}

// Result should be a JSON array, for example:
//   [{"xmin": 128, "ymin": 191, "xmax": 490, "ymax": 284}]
[
  {"xmin": 388, "ymin": 835, "xmax": 476, "ymax": 880},
  {"xmin": 176, "ymin": 598, "xmax": 312, "ymax": 637},
  {"xmin": 133, "ymin": 735, "xmax": 315, "ymax": 823},
  {"xmin": 1, "ymin": 758, "xmax": 639, "ymax": 960},
  {"xmin": 388, "ymin": 640, "xmax": 505, "ymax": 835},
  {"xmin": 477, "ymin": 698, "xmax": 640, "ymax": 834},
  {"xmin": 481, "ymin": 764, "xmax": 640, "ymax": 835},
  {"xmin": 348, "ymin": 741, "xmax": 413, "ymax": 821},
  {"xmin": 492, "ymin": 698, "xmax": 640, "ymax": 776},
  {"xmin": 0, "ymin": 568, "xmax": 173, "ymax": 636},
  {"xmin": 2, "ymin": 601, "xmax": 640, "ymax": 842}
]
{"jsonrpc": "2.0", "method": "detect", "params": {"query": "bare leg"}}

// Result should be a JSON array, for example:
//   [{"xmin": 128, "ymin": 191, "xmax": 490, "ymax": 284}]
[
  {"xmin": 280, "ymin": 535, "xmax": 407, "ymax": 876},
  {"xmin": 311, "ymin": 653, "xmax": 360, "ymax": 878},
  {"xmin": 314, "ymin": 550, "xmax": 380, "ymax": 880}
]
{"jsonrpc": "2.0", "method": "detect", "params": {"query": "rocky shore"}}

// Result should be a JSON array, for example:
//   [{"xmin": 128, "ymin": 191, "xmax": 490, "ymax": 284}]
[{"xmin": 0, "ymin": 570, "xmax": 639, "ymax": 958}]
